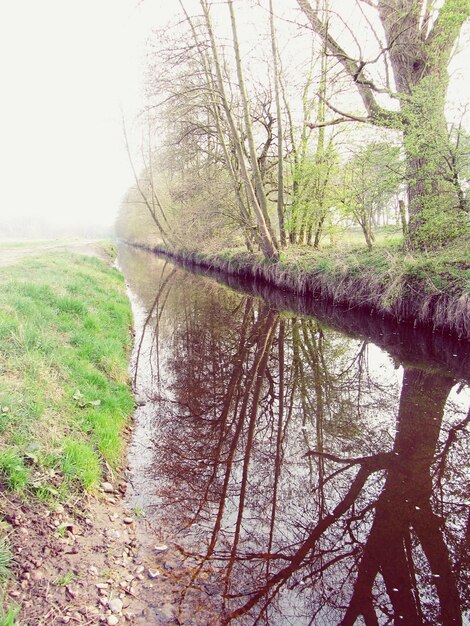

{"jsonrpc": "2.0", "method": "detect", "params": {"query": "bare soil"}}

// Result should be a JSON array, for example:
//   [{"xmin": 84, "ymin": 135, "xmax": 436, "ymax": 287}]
[{"xmin": 2, "ymin": 478, "xmax": 221, "ymax": 625}]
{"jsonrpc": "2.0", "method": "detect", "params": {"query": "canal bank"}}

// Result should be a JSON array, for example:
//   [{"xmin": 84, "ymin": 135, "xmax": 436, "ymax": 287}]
[
  {"xmin": 0, "ymin": 243, "xmax": 158, "ymax": 625},
  {"xmin": 125, "ymin": 240, "xmax": 470, "ymax": 340}
]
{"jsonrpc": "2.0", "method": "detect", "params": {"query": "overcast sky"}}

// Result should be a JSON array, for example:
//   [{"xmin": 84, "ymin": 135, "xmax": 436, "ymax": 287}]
[
  {"xmin": 0, "ymin": 1, "xmax": 468, "ymax": 237},
  {"xmin": 0, "ymin": 0, "xmax": 178, "ymax": 235}
]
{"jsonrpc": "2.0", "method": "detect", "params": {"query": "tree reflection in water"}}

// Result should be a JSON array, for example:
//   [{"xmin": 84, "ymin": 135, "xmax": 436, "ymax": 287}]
[{"xmin": 125, "ymin": 252, "xmax": 469, "ymax": 626}]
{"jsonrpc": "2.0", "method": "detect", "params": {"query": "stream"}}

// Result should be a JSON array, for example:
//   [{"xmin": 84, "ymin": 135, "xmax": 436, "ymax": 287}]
[{"xmin": 118, "ymin": 244, "xmax": 469, "ymax": 626}]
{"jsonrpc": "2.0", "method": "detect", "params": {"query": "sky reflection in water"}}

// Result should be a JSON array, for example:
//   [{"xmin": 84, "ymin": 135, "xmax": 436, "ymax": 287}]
[{"xmin": 120, "ymin": 246, "xmax": 469, "ymax": 626}]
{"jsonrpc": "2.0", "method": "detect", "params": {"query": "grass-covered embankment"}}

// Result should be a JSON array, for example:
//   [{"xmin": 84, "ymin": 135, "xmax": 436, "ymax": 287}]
[
  {"xmin": 137, "ymin": 235, "xmax": 470, "ymax": 339},
  {"xmin": 0, "ymin": 251, "xmax": 134, "ymax": 498}
]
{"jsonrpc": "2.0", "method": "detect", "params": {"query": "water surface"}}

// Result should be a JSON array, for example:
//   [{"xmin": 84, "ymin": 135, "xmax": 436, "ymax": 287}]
[{"xmin": 119, "ymin": 245, "xmax": 469, "ymax": 626}]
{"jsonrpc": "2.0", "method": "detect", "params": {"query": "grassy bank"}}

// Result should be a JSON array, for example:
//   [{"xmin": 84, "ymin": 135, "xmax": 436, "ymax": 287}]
[
  {"xmin": 0, "ymin": 251, "xmax": 134, "ymax": 498},
  {"xmin": 136, "ymin": 236, "xmax": 470, "ymax": 339},
  {"xmin": 0, "ymin": 248, "xmax": 135, "ymax": 620}
]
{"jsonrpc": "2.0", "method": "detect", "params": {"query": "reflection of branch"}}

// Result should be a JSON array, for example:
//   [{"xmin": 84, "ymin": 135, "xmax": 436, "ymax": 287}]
[
  {"xmin": 305, "ymin": 449, "xmax": 393, "ymax": 469},
  {"xmin": 295, "ymin": 547, "xmax": 361, "ymax": 588},
  {"xmin": 434, "ymin": 406, "xmax": 470, "ymax": 491},
  {"xmin": 226, "ymin": 456, "xmax": 387, "ymax": 622},
  {"xmin": 224, "ymin": 314, "xmax": 279, "ymax": 594},
  {"xmin": 133, "ymin": 264, "xmax": 176, "ymax": 389},
  {"xmin": 183, "ymin": 300, "xmax": 255, "ymax": 528},
  {"xmin": 202, "ymin": 550, "xmax": 293, "ymax": 564},
  {"xmin": 177, "ymin": 305, "xmax": 279, "ymax": 617},
  {"xmin": 266, "ymin": 320, "xmax": 285, "ymax": 580}
]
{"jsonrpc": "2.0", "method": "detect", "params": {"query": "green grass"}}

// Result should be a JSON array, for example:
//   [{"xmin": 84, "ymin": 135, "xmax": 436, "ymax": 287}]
[
  {"xmin": 54, "ymin": 572, "xmax": 75, "ymax": 586},
  {"xmin": 0, "ymin": 606, "xmax": 18, "ymax": 626},
  {"xmin": 97, "ymin": 240, "xmax": 118, "ymax": 260},
  {"xmin": 0, "ymin": 450, "xmax": 29, "ymax": 492},
  {"xmin": 0, "ymin": 531, "xmax": 15, "ymax": 624},
  {"xmin": 276, "ymin": 229, "xmax": 470, "ymax": 299},
  {"xmin": 0, "ymin": 535, "xmax": 13, "ymax": 583},
  {"xmin": 0, "ymin": 250, "xmax": 134, "ymax": 496},
  {"xmin": 0, "ymin": 239, "xmax": 60, "ymax": 250}
]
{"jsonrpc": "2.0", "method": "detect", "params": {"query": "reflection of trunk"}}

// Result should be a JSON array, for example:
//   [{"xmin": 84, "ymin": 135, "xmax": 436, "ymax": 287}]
[
  {"xmin": 227, "ymin": 454, "xmax": 388, "ymax": 623},
  {"xmin": 228, "ymin": 365, "xmax": 461, "ymax": 624},
  {"xmin": 300, "ymin": 321, "xmax": 326, "ymax": 515},
  {"xmin": 224, "ymin": 312, "xmax": 279, "ymax": 589},
  {"xmin": 134, "ymin": 264, "xmax": 176, "ymax": 389},
  {"xmin": 267, "ymin": 321, "xmax": 285, "ymax": 576},
  {"xmin": 207, "ymin": 309, "xmax": 278, "ymax": 560},
  {"xmin": 180, "ymin": 303, "xmax": 279, "ymax": 612},
  {"xmin": 342, "ymin": 368, "xmax": 459, "ymax": 626},
  {"xmin": 186, "ymin": 299, "xmax": 254, "ymax": 526}
]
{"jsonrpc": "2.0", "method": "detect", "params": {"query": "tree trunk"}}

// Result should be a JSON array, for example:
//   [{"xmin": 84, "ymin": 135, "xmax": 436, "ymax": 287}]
[
  {"xmin": 401, "ymin": 78, "xmax": 457, "ymax": 247},
  {"xmin": 226, "ymin": 0, "xmax": 279, "ymax": 256},
  {"xmin": 200, "ymin": 0, "xmax": 279, "ymax": 260},
  {"xmin": 269, "ymin": 0, "xmax": 286, "ymax": 247},
  {"xmin": 399, "ymin": 199, "xmax": 408, "ymax": 238}
]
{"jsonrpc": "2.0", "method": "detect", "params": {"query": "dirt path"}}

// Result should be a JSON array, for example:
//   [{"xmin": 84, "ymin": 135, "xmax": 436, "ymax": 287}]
[{"xmin": 0, "ymin": 240, "xmax": 111, "ymax": 267}]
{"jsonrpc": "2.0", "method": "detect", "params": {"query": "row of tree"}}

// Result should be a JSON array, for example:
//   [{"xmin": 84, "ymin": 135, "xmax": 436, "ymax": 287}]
[{"xmin": 117, "ymin": 0, "xmax": 470, "ymax": 258}]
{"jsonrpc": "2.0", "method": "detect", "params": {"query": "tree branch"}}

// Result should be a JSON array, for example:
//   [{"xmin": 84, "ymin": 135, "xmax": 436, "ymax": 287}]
[{"xmin": 296, "ymin": 0, "xmax": 403, "ymax": 129}]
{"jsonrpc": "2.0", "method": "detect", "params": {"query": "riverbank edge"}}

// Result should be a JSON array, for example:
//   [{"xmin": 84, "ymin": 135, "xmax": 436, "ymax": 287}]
[
  {"xmin": 125, "ymin": 242, "xmax": 470, "ymax": 340},
  {"xmin": 0, "ymin": 245, "xmax": 162, "ymax": 625}
]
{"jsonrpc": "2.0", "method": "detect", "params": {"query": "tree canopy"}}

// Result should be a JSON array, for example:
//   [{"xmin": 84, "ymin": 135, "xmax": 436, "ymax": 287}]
[{"xmin": 118, "ymin": 0, "xmax": 470, "ymax": 257}]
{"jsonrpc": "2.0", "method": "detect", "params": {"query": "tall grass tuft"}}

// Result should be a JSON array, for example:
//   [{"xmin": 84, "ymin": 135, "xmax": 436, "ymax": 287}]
[
  {"xmin": 0, "ymin": 450, "xmax": 29, "ymax": 493},
  {"xmin": 0, "ymin": 534, "xmax": 13, "ymax": 583}
]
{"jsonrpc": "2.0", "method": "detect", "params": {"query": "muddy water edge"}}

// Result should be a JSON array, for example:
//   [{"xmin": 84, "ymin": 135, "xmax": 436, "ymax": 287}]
[{"xmin": 119, "ymin": 244, "xmax": 470, "ymax": 626}]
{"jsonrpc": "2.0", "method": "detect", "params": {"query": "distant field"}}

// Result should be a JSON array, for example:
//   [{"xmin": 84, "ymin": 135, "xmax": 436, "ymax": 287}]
[
  {"xmin": 320, "ymin": 225, "xmax": 404, "ymax": 250},
  {"xmin": 0, "ymin": 239, "xmax": 110, "ymax": 267},
  {"xmin": 0, "ymin": 239, "xmax": 57, "ymax": 249}
]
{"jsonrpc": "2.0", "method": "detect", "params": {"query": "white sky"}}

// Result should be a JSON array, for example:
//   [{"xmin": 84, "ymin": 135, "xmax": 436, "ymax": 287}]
[
  {"xmin": 0, "ymin": 1, "xmax": 468, "ymax": 235},
  {"xmin": 0, "ymin": 0, "xmax": 177, "ymax": 234}
]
